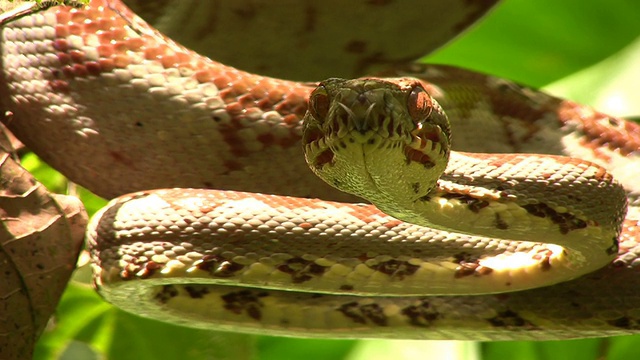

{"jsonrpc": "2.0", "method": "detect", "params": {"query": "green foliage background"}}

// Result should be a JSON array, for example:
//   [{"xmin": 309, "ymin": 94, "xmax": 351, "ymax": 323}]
[{"xmin": 26, "ymin": 0, "xmax": 640, "ymax": 359}]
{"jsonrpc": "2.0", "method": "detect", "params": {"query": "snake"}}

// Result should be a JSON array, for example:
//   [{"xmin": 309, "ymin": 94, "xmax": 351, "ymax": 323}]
[{"xmin": 1, "ymin": 0, "xmax": 640, "ymax": 341}]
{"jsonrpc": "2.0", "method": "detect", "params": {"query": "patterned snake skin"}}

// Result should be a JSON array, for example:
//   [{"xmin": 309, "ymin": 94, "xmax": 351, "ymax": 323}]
[{"xmin": 1, "ymin": 1, "xmax": 640, "ymax": 340}]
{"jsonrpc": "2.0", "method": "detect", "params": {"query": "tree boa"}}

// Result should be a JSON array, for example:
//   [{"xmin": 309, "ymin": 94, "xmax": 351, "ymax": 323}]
[{"xmin": 1, "ymin": 0, "xmax": 639, "ymax": 341}]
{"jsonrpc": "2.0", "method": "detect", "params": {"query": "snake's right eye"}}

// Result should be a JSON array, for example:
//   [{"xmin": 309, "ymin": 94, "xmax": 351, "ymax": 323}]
[
  {"xmin": 407, "ymin": 85, "xmax": 433, "ymax": 124},
  {"xmin": 309, "ymin": 86, "xmax": 330, "ymax": 120}
]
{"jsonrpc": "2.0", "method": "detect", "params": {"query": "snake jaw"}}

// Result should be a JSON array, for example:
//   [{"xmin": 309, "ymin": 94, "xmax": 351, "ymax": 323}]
[
  {"xmin": 405, "ymin": 120, "xmax": 451, "ymax": 169},
  {"xmin": 301, "ymin": 120, "xmax": 333, "ymax": 169}
]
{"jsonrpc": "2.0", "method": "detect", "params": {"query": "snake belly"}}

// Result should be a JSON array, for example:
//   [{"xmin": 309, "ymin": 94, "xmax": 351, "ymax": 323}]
[{"xmin": 1, "ymin": 0, "xmax": 640, "ymax": 340}]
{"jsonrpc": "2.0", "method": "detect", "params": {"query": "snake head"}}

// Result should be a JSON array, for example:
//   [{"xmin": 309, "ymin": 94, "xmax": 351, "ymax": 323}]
[{"xmin": 302, "ymin": 78, "xmax": 451, "ymax": 208}]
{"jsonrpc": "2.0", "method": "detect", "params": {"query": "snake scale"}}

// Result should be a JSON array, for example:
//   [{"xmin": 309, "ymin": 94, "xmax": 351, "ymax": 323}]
[{"xmin": 1, "ymin": 0, "xmax": 640, "ymax": 341}]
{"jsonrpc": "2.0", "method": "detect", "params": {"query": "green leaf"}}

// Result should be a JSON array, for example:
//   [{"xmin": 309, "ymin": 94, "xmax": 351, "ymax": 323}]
[
  {"xmin": 428, "ymin": 0, "xmax": 640, "ymax": 87},
  {"xmin": 35, "ymin": 282, "xmax": 258, "ymax": 360},
  {"xmin": 546, "ymin": 36, "xmax": 640, "ymax": 117}
]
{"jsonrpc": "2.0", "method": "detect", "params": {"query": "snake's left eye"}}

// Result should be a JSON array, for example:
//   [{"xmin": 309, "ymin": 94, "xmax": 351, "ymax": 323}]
[
  {"xmin": 309, "ymin": 86, "xmax": 330, "ymax": 120},
  {"xmin": 407, "ymin": 85, "xmax": 432, "ymax": 123}
]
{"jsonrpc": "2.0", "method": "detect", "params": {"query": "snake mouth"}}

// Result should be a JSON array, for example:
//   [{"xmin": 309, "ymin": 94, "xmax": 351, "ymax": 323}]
[
  {"xmin": 304, "ymin": 128, "xmax": 408, "ymax": 171},
  {"xmin": 405, "ymin": 122, "xmax": 450, "ymax": 168},
  {"xmin": 301, "ymin": 126, "xmax": 335, "ymax": 169},
  {"xmin": 304, "ymin": 122, "xmax": 447, "ymax": 171}
]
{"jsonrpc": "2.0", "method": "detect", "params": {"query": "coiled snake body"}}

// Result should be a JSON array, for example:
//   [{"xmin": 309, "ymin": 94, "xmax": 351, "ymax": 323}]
[{"xmin": 1, "ymin": 1, "xmax": 640, "ymax": 340}]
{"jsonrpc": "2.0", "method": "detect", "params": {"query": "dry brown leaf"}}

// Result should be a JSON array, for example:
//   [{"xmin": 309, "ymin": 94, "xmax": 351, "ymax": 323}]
[{"xmin": 0, "ymin": 134, "xmax": 87, "ymax": 359}]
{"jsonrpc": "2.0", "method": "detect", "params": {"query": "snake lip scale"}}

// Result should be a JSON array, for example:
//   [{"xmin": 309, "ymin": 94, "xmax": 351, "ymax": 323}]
[{"xmin": 1, "ymin": 0, "xmax": 640, "ymax": 340}]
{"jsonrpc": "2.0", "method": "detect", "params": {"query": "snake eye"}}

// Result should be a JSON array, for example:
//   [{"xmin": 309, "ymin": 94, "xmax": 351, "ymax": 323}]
[
  {"xmin": 309, "ymin": 85, "xmax": 330, "ymax": 120},
  {"xmin": 407, "ymin": 85, "xmax": 433, "ymax": 123}
]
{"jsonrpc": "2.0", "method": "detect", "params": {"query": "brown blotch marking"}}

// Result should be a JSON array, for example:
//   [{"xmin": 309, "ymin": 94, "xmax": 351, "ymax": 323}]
[
  {"xmin": 221, "ymin": 290, "xmax": 268, "ymax": 321},
  {"xmin": 484, "ymin": 77, "xmax": 550, "ymax": 150},
  {"xmin": 369, "ymin": 259, "xmax": 420, "ymax": 280},
  {"xmin": 138, "ymin": 261, "xmax": 162, "ymax": 279},
  {"xmin": 532, "ymin": 249, "xmax": 553, "ymax": 271},
  {"xmin": 154, "ymin": 285, "xmax": 179, "ymax": 304},
  {"xmin": 487, "ymin": 310, "xmax": 537, "ymax": 329},
  {"xmin": 61, "ymin": 65, "xmax": 74, "ymax": 78},
  {"xmin": 277, "ymin": 257, "xmax": 327, "ymax": 283},
  {"xmin": 195, "ymin": 254, "xmax": 245, "ymax": 277},
  {"xmin": 453, "ymin": 252, "xmax": 477, "ymax": 264},
  {"xmin": 453, "ymin": 252, "xmax": 494, "ymax": 278},
  {"xmin": 217, "ymin": 122, "xmax": 250, "ymax": 157},
  {"xmin": 183, "ymin": 285, "xmax": 210, "ymax": 299},
  {"xmin": 119, "ymin": 259, "xmax": 142, "ymax": 281},
  {"xmin": 313, "ymin": 149, "xmax": 335, "ymax": 169},
  {"xmin": 218, "ymin": 83, "xmax": 305, "ymax": 152},
  {"xmin": 57, "ymin": 52, "xmax": 71, "ymax": 66},
  {"xmin": 411, "ymin": 182, "xmax": 420, "ymax": 194},
  {"xmin": 337, "ymin": 302, "xmax": 388, "ymax": 326},
  {"xmin": 522, "ymin": 203, "xmax": 587, "ymax": 234},
  {"xmin": 454, "ymin": 261, "xmax": 493, "ymax": 279},
  {"xmin": 337, "ymin": 302, "xmax": 365, "ymax": 324},
  {"xmin": 53, "ymin": 38, "xmax": 69, "ymax": 52},
  {"xmin": 49, "ymin": 79, "xmax": 70, "ymax": 93},
  {"xmin": 360, "ymin": 304, "xmax": 387, "ymax": 326},
  {"xmin": 299, "ymin": 222, "xmax": 313, "ymax": 230},
  {"xmin": 559, "ymin": 101, "xmax": 640, "ymax": 157},
  {"xmin": 440, "ymin": 193, "xmax": 489, "ymax": 213},
  {"xmin": 119, "ymin": 266, "xmax": 134, "ymax": 280},
  {"xmin": 72, "ymin": 64, "xmax": 89, "ymax": 77},
  {"xmin": 404, "ymin": 147, "xmax": 435, "ymax": 168},
  {"xmin": 383, "ymin": 220, "xmax": 402, "ymax": 228},
  {"xmin": 494, "ymin": 213, "xmax": 509, "ymax": 230},
  {"xmin": 608, "ymin": 316, "xmax": 640, "ymax": 330},
  {"xmin": 85, "ymin": 61, "xmax": 102, "ymax": 76},
  {"xmin": 469, "ymin": 200, "xmax": 490, "ymax": 213},
  {"xmin": 402, "ymin": 299, "xmax": 440, "ymax": 327},
  {"xmin": 339, "ymin": 284, "xmax": 354, "ymax": 291},
  {"xmin": 256, "ymin": 133, "xmax": 300, "ymax": 148},
  {"xmin": 69, "ymin": 50, "xmax": 84, "ymax": 64},
  {"xmin": 608, "ymin": 117, "xmax": 621, "ymax": 127}
]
